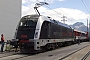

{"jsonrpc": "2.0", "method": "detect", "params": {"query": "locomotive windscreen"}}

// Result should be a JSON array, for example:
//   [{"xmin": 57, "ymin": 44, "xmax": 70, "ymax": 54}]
[{"xmin": 16, "ymin": 15, "xmax": 40, "ymax": 39}]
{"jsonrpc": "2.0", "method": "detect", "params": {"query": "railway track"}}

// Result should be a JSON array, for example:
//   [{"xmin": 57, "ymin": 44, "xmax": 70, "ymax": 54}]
[
  {"xmin": 0, "ymin": 42, "xmax": 89, "ymax": 60},
  {"xmin": 58, "ymin": 44, "xmax": 90, "ymax": 60},
  {"xmin": 81, "ymin": 51, "xmax": 90, "ymax": 60},
  {"xmin": 0, "ymin": 52, "xmax": 32, "ymax": 60}
]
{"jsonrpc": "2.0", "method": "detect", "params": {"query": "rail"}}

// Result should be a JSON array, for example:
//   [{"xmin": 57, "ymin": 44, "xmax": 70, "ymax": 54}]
[
  {"xmin": 81, "ymin": 51, "xmax": 90, "ymax": 60},
  {"xmin": 59, "ymin": 44, "xmax": 89, "ymax": 60}
]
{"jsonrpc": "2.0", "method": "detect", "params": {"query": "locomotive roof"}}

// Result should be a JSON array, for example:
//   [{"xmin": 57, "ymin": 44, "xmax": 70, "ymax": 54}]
[{"xmin": 22, "ymin": 15, "xmax": 72, "ymax": 29}]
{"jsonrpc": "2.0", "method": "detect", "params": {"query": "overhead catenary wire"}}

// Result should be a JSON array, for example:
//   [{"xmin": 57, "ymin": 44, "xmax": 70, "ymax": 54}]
[
  {"xmin": 81, "ymin": 0, "xmax": 90, "ymax": 32},
  {"xmin": 45, "ymin": 5, "xmax": 75, "ymax": 22},
  {"xmin": 45, "ymin": 5, "xmax": 62, "ymax": 16},
  {"xmin": 46, "ymin": 5, "xmax": 75, "ymax": 20},
  {"xmin": 45, "ymin": 6, "xmax": 78, "ymax": 24},
  {"xmin": 36, "ymin": 0, "xmax": 76, "ymax": 22},
  {"xmin": 36, "ymin": 0, "xmax": 90, "ymax": 24},
  {"xmin": 81, "ymin": 0, "xmax": 90, "ymax": 14},
  {"xmin": 36, "ymin": 0, "xmax": 65, "ymax": 16},
  {"xmin": 36, "ymin": 0, "xmax": 90, "ymax": 18}
]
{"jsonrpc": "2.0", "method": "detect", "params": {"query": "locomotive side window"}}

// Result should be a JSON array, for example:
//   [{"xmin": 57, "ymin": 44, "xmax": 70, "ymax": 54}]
[{"xmin": 81, "ymin": 33, "xmax": 86, "ymax": 37}]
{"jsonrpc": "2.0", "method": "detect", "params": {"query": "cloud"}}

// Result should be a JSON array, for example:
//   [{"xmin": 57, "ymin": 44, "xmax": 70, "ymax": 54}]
[
  {"xmin": 58, "ymin": 0, "xmax": 65, "ymax": 1},
  {"xmin": 58, "ymin": 8, "xmax": 89, "ymax": 20},
  {"xmin": 22, "ymin": 4, "xmax": 35, "ymax": 16},
  {"xmin": 42, "ymin": 8, "xmax": 89, "ymax": 24},
  {"xmin": 22, "ymin": 0, "xmax": 26, "ymax": 4},
  {"xmin": 44, "ymin": 0, "xmax": 54, "ymax": 4},
  {"xmin": 22, "ymin": 0, "xmax": 89, "ymax": 25}
]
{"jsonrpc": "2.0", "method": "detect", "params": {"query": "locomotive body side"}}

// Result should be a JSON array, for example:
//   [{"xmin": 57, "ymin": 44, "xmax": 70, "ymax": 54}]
[
  {"xmin": 10, "ymin": 15, "xmax": 76, "ymax": 53},
  {"xmin": 34, "ymin": 15, "xmax": 75, "ymax": 51}
]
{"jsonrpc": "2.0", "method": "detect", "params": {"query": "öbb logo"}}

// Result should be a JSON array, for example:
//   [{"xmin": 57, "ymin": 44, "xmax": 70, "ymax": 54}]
[{"xmin": 21, "ymin": 35, "xmax": 27, "ymax": 38}]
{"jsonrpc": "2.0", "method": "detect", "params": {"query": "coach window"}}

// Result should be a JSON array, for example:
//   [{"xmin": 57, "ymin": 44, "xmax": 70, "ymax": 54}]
[{"xmin": 82, "ymin": 33, "xmax": 85, "ymax": 36}]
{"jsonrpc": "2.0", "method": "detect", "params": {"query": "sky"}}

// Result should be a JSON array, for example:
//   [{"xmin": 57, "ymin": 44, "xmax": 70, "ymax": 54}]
[{"xmin": 22, "ymin": 0, "xmax": 90, "ymax": 26}]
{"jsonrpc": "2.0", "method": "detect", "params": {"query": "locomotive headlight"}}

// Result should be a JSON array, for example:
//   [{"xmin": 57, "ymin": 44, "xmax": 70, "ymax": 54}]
[
  {"xmin": 16, "ymin": 39, "xmax": 19, "ymax": 41},
  {"xmin": 35, "ymin": 32, "xmax": 38, "ymax": 38}
]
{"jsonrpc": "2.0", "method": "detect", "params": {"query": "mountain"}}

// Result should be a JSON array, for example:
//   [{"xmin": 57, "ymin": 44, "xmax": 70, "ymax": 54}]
[{"xmin": 69, "ymin": 22, "xmax": 88, "ymax": 32}]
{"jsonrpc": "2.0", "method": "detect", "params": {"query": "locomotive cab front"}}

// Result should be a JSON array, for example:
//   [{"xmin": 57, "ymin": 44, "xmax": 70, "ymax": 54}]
[{"xmin": 14, "ymin": 15, "xmax": 40, "ymax": 53}]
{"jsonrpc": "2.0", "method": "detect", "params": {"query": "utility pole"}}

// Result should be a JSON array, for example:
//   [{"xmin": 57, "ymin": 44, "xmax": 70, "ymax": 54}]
[
  {"xmin": 89, "ymin": 21, "xmax": 90, "ymax": 41},
  {"xmin": 87, "ymin": 18, "xmax": 88, "ymax": 33},
  {"xmin": 61, "ymin": 15, "xmax": 67, "ymax": 24},
  {"xmin": 87, "ymin": 18, "xmax": 89, "ymax": 41}
]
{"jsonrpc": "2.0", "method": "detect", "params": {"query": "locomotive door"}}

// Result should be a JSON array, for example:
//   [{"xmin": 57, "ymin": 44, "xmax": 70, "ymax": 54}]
[{"xmin": 40, "ymin": 21, "xmax": 51, "ymax": 39}]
